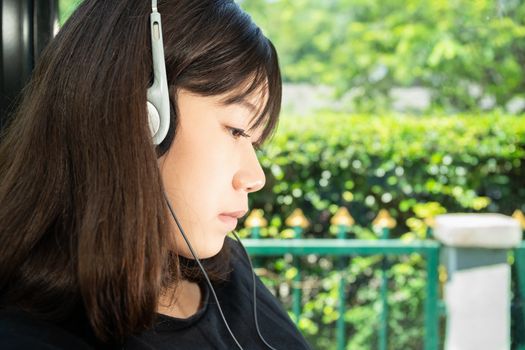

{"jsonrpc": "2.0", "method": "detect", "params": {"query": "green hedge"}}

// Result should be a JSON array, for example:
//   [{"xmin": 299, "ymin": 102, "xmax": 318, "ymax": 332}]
[
  {"xmin": 240, "ymin": 113, "xmax": 525, "ymax": 349},
  {"xmin": 245, "ymin": 113, "xmax": 525, "ymax": 239}
]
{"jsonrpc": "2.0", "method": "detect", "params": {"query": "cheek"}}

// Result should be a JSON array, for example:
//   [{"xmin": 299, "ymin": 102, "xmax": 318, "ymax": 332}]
[{"xmin": 163, "ymin": 132, "xmax": 237, "ymax": 200}]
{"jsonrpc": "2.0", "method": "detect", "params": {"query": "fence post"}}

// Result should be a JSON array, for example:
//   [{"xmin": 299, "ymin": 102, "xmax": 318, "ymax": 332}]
[
  {"xmin": 512, "ymin": 210, "xmax": 525, "ymax": 350},
  {"xmin": 244, "ymin": 209, "xmax": 267, "ymax": 267},
  {"xmin": 434, "ymin": 213, "xmax": 522, "ymax": 350},
  {"xmin": 423, "ymin": 216, "xmax": 442, "ymax": 350},
  {"xmin": 285, "ymin": 208, "xmax": 309, "ymax": 321},
  {"xmin": 373, "ymin": 209, "xmax": 396, "ymax": 350},
  {"xmin": 331, "ymin": 207, "xmax": 355, "ymax": 350},
  {"xmin": 424, "ymin": 245, "xmax": 440, "ymax": 350}
]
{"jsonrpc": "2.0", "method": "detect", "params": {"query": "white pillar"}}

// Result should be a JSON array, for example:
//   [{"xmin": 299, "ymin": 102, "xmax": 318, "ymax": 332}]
[{"xmin": 434, "ymin": 213, "xmax": 522, "ymax": 350}]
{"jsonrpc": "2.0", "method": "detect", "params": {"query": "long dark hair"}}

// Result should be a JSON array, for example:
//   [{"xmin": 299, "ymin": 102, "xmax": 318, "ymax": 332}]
[{"xmin": 0, "ymin": 0, "xmax": 281, "ymax": 343}]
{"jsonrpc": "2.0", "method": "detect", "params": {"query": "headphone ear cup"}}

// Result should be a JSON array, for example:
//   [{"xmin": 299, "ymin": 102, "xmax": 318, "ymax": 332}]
[{"xmin": 147, "ymin": 101, "xmax": 161, "ymax": 138}]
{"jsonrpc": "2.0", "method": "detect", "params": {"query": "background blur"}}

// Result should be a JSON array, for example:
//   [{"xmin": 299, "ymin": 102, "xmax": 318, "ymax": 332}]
[{"xmin": 57, "ymin": 1, "xmax": 525, "ymax": 349}]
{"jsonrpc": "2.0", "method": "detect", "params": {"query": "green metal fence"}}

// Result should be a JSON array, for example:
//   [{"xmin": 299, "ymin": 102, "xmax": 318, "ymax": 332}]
[
  {"xmin": 242, "ymin": 208, "xmax": 441, "ymax": 350},
  {"xmin": 241, "ymin": 208, "xmax": 525, "ymax": 350},
  {"xmin": 244, "ymin": 238, "xmax": 441, "ymax": 350}
]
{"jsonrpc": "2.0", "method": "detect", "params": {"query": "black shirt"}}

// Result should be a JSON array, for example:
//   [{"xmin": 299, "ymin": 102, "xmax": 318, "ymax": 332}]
[{"xmin": 0, "ymin": 237, "xmax": 312, "ymax": 350}]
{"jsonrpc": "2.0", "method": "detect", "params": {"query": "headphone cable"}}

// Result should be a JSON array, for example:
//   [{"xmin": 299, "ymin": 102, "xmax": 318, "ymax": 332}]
[
  {"xmin": 164, "ymin": 194, "xmax": 244, "ymax": 349},
  {"xmin": 230, "ymin": 230, "xmax": 278, "ymax": 350},
  {"xmin": 163, "ymin": 193, "xmax": 278, "ymax": 349}
]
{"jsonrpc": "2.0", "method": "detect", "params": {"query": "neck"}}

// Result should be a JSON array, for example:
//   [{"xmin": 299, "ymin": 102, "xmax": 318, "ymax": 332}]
[{"xmin": 157, "ymin": 280, "xmax": 203, "ymax": 319}]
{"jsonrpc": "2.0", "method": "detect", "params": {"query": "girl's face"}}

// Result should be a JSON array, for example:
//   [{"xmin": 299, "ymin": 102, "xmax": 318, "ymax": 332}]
[{"xmin": 158, "ymin": 89, "xmax": 267, "ymax": 259}]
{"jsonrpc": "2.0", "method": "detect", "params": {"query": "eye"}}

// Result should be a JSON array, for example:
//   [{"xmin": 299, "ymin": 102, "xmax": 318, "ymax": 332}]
[{"xmin": 227, "ymin": 126, "xmax": 251, "ymax": 139}]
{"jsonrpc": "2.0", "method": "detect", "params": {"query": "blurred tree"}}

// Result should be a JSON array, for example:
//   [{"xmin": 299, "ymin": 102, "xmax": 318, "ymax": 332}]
[{"xmin": 239, "ymin": 0, "xmax": 525, "ymax": 113}]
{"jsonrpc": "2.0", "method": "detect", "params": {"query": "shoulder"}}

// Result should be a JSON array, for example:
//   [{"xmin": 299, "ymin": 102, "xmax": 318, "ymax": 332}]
[
  {"xmin": 221, "ymin": 237, "xmax": 313, "ymax": 349},
  {"xmin": 0, "ymin": 309, "xmax": 94, "ymax": 350}
]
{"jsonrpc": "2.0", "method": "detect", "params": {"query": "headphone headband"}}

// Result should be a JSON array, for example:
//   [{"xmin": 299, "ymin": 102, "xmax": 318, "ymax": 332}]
[{"xmin": 147, "ymin": 0, "xmax": 170, "ymax": 145}]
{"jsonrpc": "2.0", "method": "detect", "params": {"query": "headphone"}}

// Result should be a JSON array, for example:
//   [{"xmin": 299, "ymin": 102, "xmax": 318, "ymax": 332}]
[
  {"xmin": 149, "ymin": 2, "xmax": 277, "ymax": 349},
  {"xmin": 147, "ymin": 0, "xmax": 170, "ymax": 145}
]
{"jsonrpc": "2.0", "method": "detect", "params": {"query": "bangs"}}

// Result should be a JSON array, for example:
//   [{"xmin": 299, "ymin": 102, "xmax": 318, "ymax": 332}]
[
  {"xmin": 220, "ymin": 51, "xmax": 281, "ymax": 148},
  {"xmin": 172, "ymin": 1, "xmax": 282, "ymax": 148}
]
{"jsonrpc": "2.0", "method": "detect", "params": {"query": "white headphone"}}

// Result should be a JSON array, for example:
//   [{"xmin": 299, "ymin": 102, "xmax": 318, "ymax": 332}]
[{"xmin": 147, "ymin": 0, "xmax": 170, "ymax": 145}]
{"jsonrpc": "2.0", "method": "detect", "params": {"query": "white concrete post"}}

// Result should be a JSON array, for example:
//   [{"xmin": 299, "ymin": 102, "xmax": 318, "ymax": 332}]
[{"xmin": 434, "ymin": 213, "xmax": 522, "ymax": 350}]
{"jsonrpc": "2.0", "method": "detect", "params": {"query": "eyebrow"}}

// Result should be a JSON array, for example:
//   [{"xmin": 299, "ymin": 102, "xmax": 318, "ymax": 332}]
[
  {"xmin": 239, "ymin": 100, "xmax": 257, "ymax": 112},
  {"xmin": 220, "ymin": 94, "xmax": 269, "ymax": 136},
  {"xmin": 220, "ymin": 92, "xmax": 262, "ymax": 110}
]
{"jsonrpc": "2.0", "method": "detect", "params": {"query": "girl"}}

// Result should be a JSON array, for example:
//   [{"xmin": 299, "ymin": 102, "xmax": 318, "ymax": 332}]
[{"xmin": 0, "ymin": 0, "xmax": 312, "ymax": 349}]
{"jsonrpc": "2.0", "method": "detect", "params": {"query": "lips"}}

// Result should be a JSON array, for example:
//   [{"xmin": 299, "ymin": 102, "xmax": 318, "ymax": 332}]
[
  {"xmin": 220, "ymin": 210, "xmax": 248, "ymax": 219},
  {"xmin": 218, "ymin": 210, "xmax": 247, "ymax": 231}
]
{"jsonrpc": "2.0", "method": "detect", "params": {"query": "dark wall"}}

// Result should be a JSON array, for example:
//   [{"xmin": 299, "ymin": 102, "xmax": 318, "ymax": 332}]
[{"xmin": 0, "ymin": 0, "xmax": 58, "ymax": 131}]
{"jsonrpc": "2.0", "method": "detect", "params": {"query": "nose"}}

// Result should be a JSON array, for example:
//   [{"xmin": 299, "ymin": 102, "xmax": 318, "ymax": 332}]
[{"xmin": 232, "ymin": 145, "xmax": 266, "ymax": 193}]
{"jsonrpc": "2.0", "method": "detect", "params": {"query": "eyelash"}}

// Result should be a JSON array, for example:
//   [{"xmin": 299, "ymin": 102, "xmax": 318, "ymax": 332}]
[
  {"xmin": 227, "ymin": 126, "xmax": 261, "ymax": 150},
  {"xmin": 228, "ymin": 127, "xmax": 251, "ymax": 139}
]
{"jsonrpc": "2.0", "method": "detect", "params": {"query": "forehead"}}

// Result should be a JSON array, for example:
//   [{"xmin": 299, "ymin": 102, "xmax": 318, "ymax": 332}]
[
  {"xmin": 218, "ymin": 82, "xmax": 269, "ymax": 125},
  {"xmin": 176, "ymin": 78, "xmax": 272, "ymax": 144}
]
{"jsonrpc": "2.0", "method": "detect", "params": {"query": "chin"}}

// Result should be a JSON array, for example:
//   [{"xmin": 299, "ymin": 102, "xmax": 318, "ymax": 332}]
[{"xmin": 177, "ymin": 236, "xmax": 226, "ymax": 260}]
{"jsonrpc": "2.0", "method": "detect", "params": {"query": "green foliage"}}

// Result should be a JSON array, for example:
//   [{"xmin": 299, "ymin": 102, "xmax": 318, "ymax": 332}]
[
  {"xmin": 240, "ymin": 0, "xmax": 525, "ymax": 112},
  {"xmin": 246, "ymin": 112, "xmax": 525, "ymax": 239},
  {"xmin": 58, "ymin": 0, "xmax": 82, "ymax": 25},
  {"xmin": 241, "ymin": 112, "xmax": 525, "ymax": 349}
]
